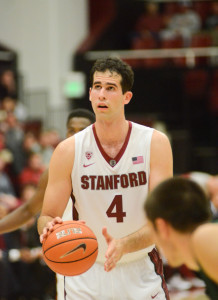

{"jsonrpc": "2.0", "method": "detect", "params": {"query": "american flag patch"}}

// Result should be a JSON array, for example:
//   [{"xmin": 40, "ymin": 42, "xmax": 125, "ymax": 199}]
[{"xmin": 132, "ymin": 156, "xmax": 144, "ymax": 164}]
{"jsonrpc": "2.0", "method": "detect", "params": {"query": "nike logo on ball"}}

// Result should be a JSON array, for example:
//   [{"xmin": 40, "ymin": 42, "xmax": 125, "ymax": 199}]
[
  {"xmin": 83, "ymin": 163, "xmax": 95, "ymax": 167},
  {"xmin": 60, "ymin": 243, "xmax": 86, "ymax": 258}
]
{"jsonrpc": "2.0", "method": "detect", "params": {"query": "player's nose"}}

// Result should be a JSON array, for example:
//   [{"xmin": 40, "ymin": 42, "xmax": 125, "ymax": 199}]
[{"xmin": 98, "ymin": 87, "xmax": 106, "ymax": 100}]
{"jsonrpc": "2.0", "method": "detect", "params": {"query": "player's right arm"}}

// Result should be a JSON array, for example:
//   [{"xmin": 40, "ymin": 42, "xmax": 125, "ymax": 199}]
[
  {"xmin": 37, "ymin": 137, "xmax": 75, "ymax": 241},
  {"xmin": 0, "ymin": 170, "xmax": 48, "ymax": 234}
]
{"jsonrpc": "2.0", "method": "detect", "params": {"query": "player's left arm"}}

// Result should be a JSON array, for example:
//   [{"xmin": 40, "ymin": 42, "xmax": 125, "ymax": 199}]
[
  {"xmin": 149, "ymin": 129, "xmax": 173, "ymax": 190},
  {"xmin": 104, "ymin": 130, "xmax": 173, "ymax": 271},
  {"xmin": 192, "ymin": 223, "xmax": 218, "ymax": 284}
]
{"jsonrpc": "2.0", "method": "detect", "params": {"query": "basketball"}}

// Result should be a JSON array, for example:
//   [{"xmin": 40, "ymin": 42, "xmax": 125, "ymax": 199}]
[{"xmin": 42, "ymin": 221, "xmax": 98, "ymax": 276}]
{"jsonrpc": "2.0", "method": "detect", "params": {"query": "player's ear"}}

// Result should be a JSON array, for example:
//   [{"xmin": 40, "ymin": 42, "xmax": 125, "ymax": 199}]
[
  {"xmin": 124, "ymin": 91, "xmax": 133, "ymax": 105},
  {"xmin": 155, "ymin": 218, "xmax": 170, "ymax": 239}
]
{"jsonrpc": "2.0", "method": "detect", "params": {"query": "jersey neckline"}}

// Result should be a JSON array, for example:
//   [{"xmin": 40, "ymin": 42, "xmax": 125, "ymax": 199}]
[{"xmin": 92, "ymin": 121, "xmax": 132, "ymax": 167}]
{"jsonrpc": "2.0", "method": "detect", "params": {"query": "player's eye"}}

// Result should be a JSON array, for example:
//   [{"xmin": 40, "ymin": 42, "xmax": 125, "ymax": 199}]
[
  {"xmin": 94, "ymin": 84, "xmax": 101, "ymax": 89},
  {"xmin": 107, "ymin": 86, "xmax": 115, "ymax": 91}
]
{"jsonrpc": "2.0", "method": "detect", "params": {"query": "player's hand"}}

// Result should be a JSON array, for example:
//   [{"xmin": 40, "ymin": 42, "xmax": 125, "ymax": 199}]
[
  {"xmin": 102, "ymin": 227, "xmax": 124, "ymax": 272},
  {"xmin": 39, "ymin": 218, "xmax": 86, "ymax": 243},
  {"xmin": 40, "ymin": 216, "xmax": 63, "ymax": 243}
]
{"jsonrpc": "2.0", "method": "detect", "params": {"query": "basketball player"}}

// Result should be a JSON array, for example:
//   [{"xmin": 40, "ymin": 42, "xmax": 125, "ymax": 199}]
[
  {"xmin": 0, "ymin": 108, "xmax": 95, "ymax": 300},
  {"xmin": 144, "ymin": 177, "xmax": 218, "ymax": 300},
  {"xmin": 38, "ymin": 57, "xmax": 173, "ymax": 300}
]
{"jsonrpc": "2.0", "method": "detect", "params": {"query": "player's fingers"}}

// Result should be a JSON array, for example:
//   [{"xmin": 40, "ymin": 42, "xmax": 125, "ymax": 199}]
[
  {"xmin": 104, "ymin": 259, "xmax": 116, "ymax": 272},
  {"xmin": 51, "ymin": 217, "xmax": 63, "ymax": 227},
  {"xmin": 40, "ymin": 222, "xmax": 53, "ymax": 242},
  {"xmin": 78, "ymin": 220, "xmax": 86, "ymax": 225},
  {"xmin": 40, "ymin": 233, "xmax": 46, "ymax": 243},
  {"xmin": 105, "ymin": 244, "xmax": 115, "ymax": 259},
  {"xmin": 102, "ymin": 227, "xmax": 112, "ymax": 244},
  {"xmin": 46, "ymin": 217, "xmax": 62, "ymax": 233}
]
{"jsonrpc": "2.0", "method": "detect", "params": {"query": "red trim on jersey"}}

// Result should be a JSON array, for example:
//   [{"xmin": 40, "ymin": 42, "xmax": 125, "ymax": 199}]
[
  {"xmin": 148, "ymin": 248, "xmax": 170, "ymax": 300},
  {"xmin": 92, "ymin": 121, "xmax": 132, "ymax": 167},
  {"xmin": 71, "ymin": 192, "xmax": 79, "ymax": 220}
]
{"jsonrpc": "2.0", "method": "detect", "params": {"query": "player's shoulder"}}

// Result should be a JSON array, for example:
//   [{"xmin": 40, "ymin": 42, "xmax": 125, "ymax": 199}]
[
  {"xmin": 151, "ymin": 129, "xmax": 171, "ymax": 147},
  {"xmin": 192, "ymin": 223, "xmax": 218, "ymax": 255},
  {"xmin": 53, "ymin": 135, "xmax": 75, "ymax": 157},
  {"xmin": 130, "ymin": 121, "xmax": 154, "ymax": 138},
  {"xmin": 192, "ymin": 223, "xmax": 218, "ymax": 275}
]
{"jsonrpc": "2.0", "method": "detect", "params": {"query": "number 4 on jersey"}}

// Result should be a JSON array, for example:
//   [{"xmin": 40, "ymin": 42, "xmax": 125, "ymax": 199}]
[{"xmin": 106, "ymin": 195, "xmax": 126, "ymax": 223}]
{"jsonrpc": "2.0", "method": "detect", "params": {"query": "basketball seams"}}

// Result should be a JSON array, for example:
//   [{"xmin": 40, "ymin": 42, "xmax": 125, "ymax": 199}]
[
  {"xmin": 44, "ymin": 248, "xmax": 98, "ymax": 264},
  {"xmin": 43, "ymin": 237, "xmax": 97, "ymax": 253}
]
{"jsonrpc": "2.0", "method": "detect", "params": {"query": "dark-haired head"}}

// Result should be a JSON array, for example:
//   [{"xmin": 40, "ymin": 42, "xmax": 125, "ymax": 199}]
[
  {"xmin": 90, "ymin": 57, "xmax": 134, "ymax": 94},
  {"xmin": 66, "ymin": 108, "xmax": 95, "ymax": 137},
  {"xmin": 144, "ymin": 177, "xmax": 212, "ymax": 233},
  {"xmin": 67, "ymin": 108, "xmax": 95, "ymax": 126}
]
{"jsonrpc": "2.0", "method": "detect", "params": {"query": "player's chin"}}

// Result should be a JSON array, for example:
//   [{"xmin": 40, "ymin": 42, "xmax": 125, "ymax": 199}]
[{"xmin": 97, "ymin": 109, "xmax": 108, "ymax": 113}]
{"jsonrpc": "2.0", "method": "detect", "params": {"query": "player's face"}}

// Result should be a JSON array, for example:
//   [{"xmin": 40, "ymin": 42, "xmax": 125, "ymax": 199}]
[
  {"xmin": 89, "ymin": 71, "xmax": 132, "ymax": 119},
  {"xmin": 66, "ymin": 117, "xmax": 92, "ymax": 138},
  {"xmin": 147, "ymin": 220, "xmax": 184, "ymax": 268}
]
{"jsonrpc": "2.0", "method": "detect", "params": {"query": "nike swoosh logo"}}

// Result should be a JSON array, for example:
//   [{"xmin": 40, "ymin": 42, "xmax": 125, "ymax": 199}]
[
  {"xmin": 83, "ymin": 163, "xmax": 95, "ymax": 167},
  {"xmin": 151, "ymin": 292, "xmax": 159, "ymax": 299},
  {"xmin": 60, "ymin": 243, "xmax": 86, "ymax": 258}
]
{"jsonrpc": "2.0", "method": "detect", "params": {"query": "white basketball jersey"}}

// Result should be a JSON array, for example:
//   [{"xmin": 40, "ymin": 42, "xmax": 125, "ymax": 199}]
[{"xmin": 71, "ymin": 121, "xmax": 155, "ymax": 263}]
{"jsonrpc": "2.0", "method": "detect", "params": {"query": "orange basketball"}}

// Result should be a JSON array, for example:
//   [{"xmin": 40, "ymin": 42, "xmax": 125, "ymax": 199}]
[{"xmin": 42, "ymin": 221, "xmax": 98, "ymax": 276}]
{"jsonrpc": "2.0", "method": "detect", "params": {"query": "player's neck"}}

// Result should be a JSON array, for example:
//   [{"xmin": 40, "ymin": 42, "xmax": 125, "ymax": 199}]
[
  {"xmin": 94, "ymin": 119, "xmax": 130, "ymax": 158},
  {"xmin": 95, "ymin": 118, "xmax": 129, "ymax": 145},
  {"xmin": 176, "ymin": 233, "xmax": 199, "ymax": 271}
]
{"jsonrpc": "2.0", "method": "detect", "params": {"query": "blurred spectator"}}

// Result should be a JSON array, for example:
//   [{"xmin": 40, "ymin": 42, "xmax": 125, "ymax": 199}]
[
  {"xmin": 47, "ymin": 128, "xmax": 61, "ymax": 149},
  {"xmin": 205, "ymin": 1, "xmax": 218, "ymax": 47},
  {"xmin": 133, "ymin": 2, "xmax": 164, "ymax": 44},
  {"xmin": 23, "ymin": 131, "xmax": 41, "ymax": 156},
  {"xmin": 0, "ymin": 151, "xmax": 15, "ymax": 196},
  {"xmin": 160, "ymin": 0, "xmax": 202, "ymax": 47},
  {"xmin": 39, "ymin": 130, "xmax": 54, "ymax": 167},
  {"xmin": 0, "ymin": 149, "xmax": 20, "ymax": 218},
  {"xmin": 0, "ymin": 194, "xmax": 20, "ymax": 219},
  {"xmin": 205, "ymin": 1, "xmax": 218, "ymax": 30},
  {"xmin": 19, "ymin": 152, "xmax": 45, "ymax": 187},
  {"xmin": 4, "ymin": 112, "xmax": 25, "ymax": 175},
  {"xmin": 1, "ymin": 96, "xmax": 28, "ymax": 123},
  {"xmin": 0, "ymin": 70, "xmax": 17, "ymax": 102},
  {"xmin": 20, "ymin": 183, "xmax": 37, "ymax": 204},
  {"xmin": 0, "ymin": 131, "xmax": 6, "ymax": 150},
  {"xmin": 0, "ymin": 183, "xmax": 55, "ymax": 299}
]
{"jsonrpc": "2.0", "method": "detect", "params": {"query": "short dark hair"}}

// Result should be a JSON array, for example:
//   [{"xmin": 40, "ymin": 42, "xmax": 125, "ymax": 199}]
[
  {"xmin": 67, "ymin": 108, "xmax": 95, "ymax": 126},
  {"xmin": 144, "ymin": 177, "xmax": 212, "ymax": 233},
  {"xmin": 90, "ymin": 57, "xmax": 134, "ymax": 94}
]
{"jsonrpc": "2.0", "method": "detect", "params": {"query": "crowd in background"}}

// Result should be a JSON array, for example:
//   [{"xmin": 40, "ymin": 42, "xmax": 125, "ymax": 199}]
[
  {"xmin": 0, "ymin": 69, "xmax": 57, "ymax": 300},
  {"xmin": 129, "ymin": 0, "xmax": 218, "ymax": 68},
  {"xmin": 132, "ymin": 0, "xmax": 218, "ymax": 46},
  {"xmin": 0, "ymin": 1, "xmax": 218, "ymax": 299}
]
